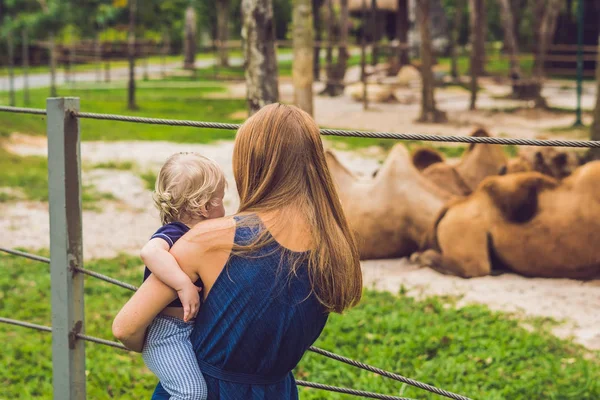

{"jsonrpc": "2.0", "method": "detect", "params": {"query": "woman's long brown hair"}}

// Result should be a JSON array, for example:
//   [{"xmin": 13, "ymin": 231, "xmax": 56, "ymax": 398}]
[{"xmin": 232, "ymin": 103, "xmax": 362, "ymax": 313}]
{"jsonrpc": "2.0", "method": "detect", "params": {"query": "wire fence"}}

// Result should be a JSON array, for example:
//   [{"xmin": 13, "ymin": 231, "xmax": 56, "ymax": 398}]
[
  {"xmin": 0, "ymin": 104, "xmax": 599, "ymax": 148},
  {"xmin": 0, "ymin": 246, "xmax": 471, "ymax": 399},
  {"xmin": 9, "ymin": 100, "xmax": 581, "ymax": 399}
]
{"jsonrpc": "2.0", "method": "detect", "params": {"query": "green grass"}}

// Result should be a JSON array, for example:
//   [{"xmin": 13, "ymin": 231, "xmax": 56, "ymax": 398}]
[
  {"xmin": 0, "ymin": 47, "xmax": 290, "ymax": 78},
  {"xmin": 90, "ymin": 160, "xmax": 135, "ymax": 171},
  {"xmin": 0, "ymin": 145, "xmax": 115, "ymax": 209},
  {"xmin": 1, "ymin": 252, "xmax": 598, "ymax": 399},
  {"xmin": 0, "ymin": 84, "xmax": 245, "ymax": 143},
  {"xmin": 0, "ymin": 81, "xmax": 242, "ymax": 207},
  {"xmin": 0, "ymin": 50, "xmax": 248, "ymax": 78},
  {"xmin": 544, "ymin": 124, "xmax": 591, "ymax": 140},
  {"xmin": 0, "ymin": 146, "xmax": 48, "ymax": 202},
  {"xmin": 0, "ymin": 54, "xmax": 185, "ymax": 78},
  {"xmin": 436, "ymin": 53, "xmax": 535, "ymax": 78},
  {"xmin": 140, "ymin": 171, "xmax": 158, "ymax": 191}
]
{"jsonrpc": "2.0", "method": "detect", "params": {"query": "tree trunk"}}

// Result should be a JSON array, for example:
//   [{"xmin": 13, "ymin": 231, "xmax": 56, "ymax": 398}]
[
  {"xmin": 70, "ymin": 43, "xmax": 76, "ymax": 86},
  {"xmin": 162, "ymin": 33, "xmax": 170, "ymax": 78},
  {"xmin": 105, "ymin": 59, "xmax": 111, "ymax": 82},
  {"xmin": 587, "ymin": 36, "xmax": 600, "ymax": 160},
  {"xmin": 498, "ymin": 0, "xmax": 521, "ymax": 80},
  {"xmin": 184, "ymin": 6, "xmax": 197, "ymax": 70},
  {"xmin": 22, "ymin": 29, "xmax": 29, "ymax": 105},
  {"xmin": 312, "ymin": 0, "xmax": 323, "ymax": 80},
  {"xmin": 321, "ymin": 0, "xmax": 349, "ymax": 96},
  {"xmin": 128, "ymin": 0, "xmax": 137, "ymax": 110},
  {"xmin": 293, "ymin": 0, "xmax": 314, "ymax": 115},
  {"xmin": 370, "ymin": 0, "xmax": 379, "ymax": 66},
  {"xmin": 217, "ymin": 0, "xmax": 230, "ymax": 67},
  {"xmin": 49, "ymin": 34, "xmax": 57, "ymax": 97},
  {"xmin": 143, "ymin": 45, "xmax": 149, "ymax": 81},
  {"xmin": 361, "ymin": 0, "xmax": 368, "ymax": 109},
  {"xmin": 481, "ymin": 0, "xmax": 487, "ymax": 73},
  {"xmin": 511, "ymin": 0, "xmax": 526, "ymax": 44},
  {"xmin": 469, "ymin": 0, "xmax": 480, "ymax": 109},
  {"xmin": 242, "ymin": 0, "xmax": 279, "ymax": 115},
  {"xmin": 7, "ymin": 31, "xmax": 15, "ymax": 106},
  {"xmin": 533, "ymin": 0, "xmax": 562, "ymax": 107},
  {"xmin": 531, "ymin": 0, "xmax": 544, "ymax": 69},
  {"xmin": 95, "ymin": 34, "xmax": 102, "ymax": 83},
  {"xmin": 449, "ymin": 0, "xmax": 464, "ymax": 80},
  {"xmin": 396, "ymin": 0, "xmax": 409, "ymax": 67},
  {"xmin": 416, "ymin": 0, "xmax": 446, "ymax": 122},
  {"xmin": 324, "ymin": 0, "xmax": 334, "ymax": 78},
  {"xmin": 469, "ymin": 0, "xmax": 486, "ymax": 77}
]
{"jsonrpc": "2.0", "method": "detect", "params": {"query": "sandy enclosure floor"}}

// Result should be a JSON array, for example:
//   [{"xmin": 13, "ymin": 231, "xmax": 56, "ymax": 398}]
[{"xmin": 2, "ymin": 134, "xmax": 599, "ymax": 351}]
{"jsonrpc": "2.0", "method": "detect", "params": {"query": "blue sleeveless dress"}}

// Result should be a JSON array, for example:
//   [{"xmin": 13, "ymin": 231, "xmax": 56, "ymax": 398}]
[{"xmin": 151, "ymin": 216, "xmax": 329, "ymax": 399}]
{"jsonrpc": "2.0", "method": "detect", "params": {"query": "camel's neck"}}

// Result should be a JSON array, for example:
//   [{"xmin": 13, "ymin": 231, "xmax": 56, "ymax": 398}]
[{"xmin": 382, "ymin": 159, "xmax": 449, "ymax": 241}]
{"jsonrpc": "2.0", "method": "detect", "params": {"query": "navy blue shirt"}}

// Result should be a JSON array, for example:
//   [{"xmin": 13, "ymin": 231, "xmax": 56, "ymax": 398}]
[{"xmin": 143, "ymin": 221, "xmax": 204, "ymax": 308}]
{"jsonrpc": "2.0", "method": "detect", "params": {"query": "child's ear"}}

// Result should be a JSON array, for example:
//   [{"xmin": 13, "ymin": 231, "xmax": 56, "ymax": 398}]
[{"xmin": 199, "ymin": 205, "xmax": 209, "ymax": 218}]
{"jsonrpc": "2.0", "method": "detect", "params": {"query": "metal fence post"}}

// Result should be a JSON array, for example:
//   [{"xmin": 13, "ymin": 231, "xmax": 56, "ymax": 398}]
[{"xmin": 47, "ymin": 97, "xmax": 86, "ymax": 400}]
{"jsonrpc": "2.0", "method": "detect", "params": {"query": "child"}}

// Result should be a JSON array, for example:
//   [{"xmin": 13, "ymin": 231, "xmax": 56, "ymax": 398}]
[{"xmin": 140, "ymin": 152, "xmax": 226, "ymax": 400}]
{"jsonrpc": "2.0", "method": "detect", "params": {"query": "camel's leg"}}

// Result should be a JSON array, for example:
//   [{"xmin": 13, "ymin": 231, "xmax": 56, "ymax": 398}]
[{"xmin": 417, "ymin": 250, "xmax": 489, "ymax": 278}]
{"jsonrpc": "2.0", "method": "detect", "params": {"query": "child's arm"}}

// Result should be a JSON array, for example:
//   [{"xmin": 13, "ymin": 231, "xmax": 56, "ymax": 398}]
[{"xmin": 140, "ymin": 238, "xmax": 201, "ymax": 322}]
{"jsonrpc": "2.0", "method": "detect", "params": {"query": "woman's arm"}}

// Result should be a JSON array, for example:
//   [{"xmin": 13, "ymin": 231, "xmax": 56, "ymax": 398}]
[
  {"xmin": 112, "ymin": 274, "xmax": 177, "ymax": 352},
  {"xmin": 112, "ymin": 217, "xmax": 235, "ymax": 351},
  {"xmin": 140, "ymin": 238, "xmax": 201, "ymax": 322},
  {"xmin": 170, "ymin": 217, "xmax": 236, "ymax": 296}
]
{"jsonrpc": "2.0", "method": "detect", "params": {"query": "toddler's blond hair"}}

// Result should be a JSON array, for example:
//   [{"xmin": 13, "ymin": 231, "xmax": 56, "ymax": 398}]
[{"xmin": 153, "ymin": 152, "xmax": 226, "ymax": 225}]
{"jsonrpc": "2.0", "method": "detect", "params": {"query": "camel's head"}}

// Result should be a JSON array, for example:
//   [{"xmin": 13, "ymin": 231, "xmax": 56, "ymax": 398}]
[
  {"xmin": 499, "ymin": 157, "xmax": 533, "ymax": 175},
  {"xmin": 425, "ymin": 171, "xmax": 560, "ymax": 253},
  {"xmin": 510, "ymin": 147, "xmax": 585, "ymax": 179},
  {"xmin": 481, "ymin": 172, "xmax": 559, "ymax": 223},
  {"xmin": 411, "ymin": 147, "xmax": 445, "ymax": 171},
  {"xmin": 465, "ymin": 127, "xmax": 492, "ymax": 152}
]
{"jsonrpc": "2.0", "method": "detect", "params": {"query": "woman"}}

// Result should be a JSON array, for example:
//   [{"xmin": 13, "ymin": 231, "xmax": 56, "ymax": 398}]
[{"xmin": 112, "ymin": 103, "xmax": 363, "ymax": 399}]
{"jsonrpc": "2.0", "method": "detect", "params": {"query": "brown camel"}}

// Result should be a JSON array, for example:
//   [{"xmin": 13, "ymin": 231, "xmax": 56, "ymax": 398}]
[
  {"xmin": 326, "ymin": 144, "xmax": 450, "ymax": 260},
  {"xmin": 503, "ymin": 145, "xmax": 585, "ymax": 179},
  {"xmin": 417, "ymin": 161, "xmax": 600, "ymax": 279},
  {"xmin": 411, "ymin": 128, "xmax": 507, "ymax": 197}
]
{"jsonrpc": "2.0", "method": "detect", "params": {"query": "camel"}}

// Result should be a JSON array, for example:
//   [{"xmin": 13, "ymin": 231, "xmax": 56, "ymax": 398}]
[
  {"xmin": 410, "ymin": 128, "xmax": 508, "ymax": 197},
  {"xmin": 326, "ymin": 144, "xmax": 451, "ymax": 259},
  {"xmin": 503, "ymin": 145, "xmax": 585, "ymax": 179},
  {"xmin": 416, "ymin": 161, "xmax": 600, "ymax": 279},
  {"xmin": 411, "ymin": 148, "xmax": 473, "ymax": 197}
]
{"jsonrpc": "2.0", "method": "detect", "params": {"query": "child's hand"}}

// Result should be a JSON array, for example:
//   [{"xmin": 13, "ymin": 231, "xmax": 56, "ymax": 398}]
[{"xmin": 177, "ymin": 282, "xmax": 202, "ymax": 322}]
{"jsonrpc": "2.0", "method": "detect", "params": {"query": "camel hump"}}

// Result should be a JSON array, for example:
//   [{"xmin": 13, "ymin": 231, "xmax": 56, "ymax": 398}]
[
  {"xmin": 481, "ymin": 173, "xmax": 559, "ymax": 223},
  {"xmin": 412, "ymin": 147, "xmax": 444, "ymax": 171},
  {"xmin": 325, "ymin": 149, "xmax": 357, "ymax": 182},
  {"xmin": 466, "ymin": 128, "xmax": 492, "ymax": 151},
  {"xmin": 470, "ymin": 128, "xmax": 491, "ymax": 138}
]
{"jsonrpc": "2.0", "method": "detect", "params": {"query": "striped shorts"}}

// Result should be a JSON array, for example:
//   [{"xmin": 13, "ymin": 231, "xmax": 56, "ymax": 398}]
[{"xmin": 142, "ymin": 315, "xmax": 207, "ymax": 400}]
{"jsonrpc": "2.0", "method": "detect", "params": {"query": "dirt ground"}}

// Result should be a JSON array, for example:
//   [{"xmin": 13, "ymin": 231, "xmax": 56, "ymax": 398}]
[{"xmin": 1, "ymin": 80, "xmax": 599, "ymax": 350}]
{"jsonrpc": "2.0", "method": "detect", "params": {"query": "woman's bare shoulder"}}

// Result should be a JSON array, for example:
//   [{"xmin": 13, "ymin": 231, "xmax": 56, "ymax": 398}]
[{"xmin": 183, "ymin": 216, "xmax": 237, "ymax": 250}]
